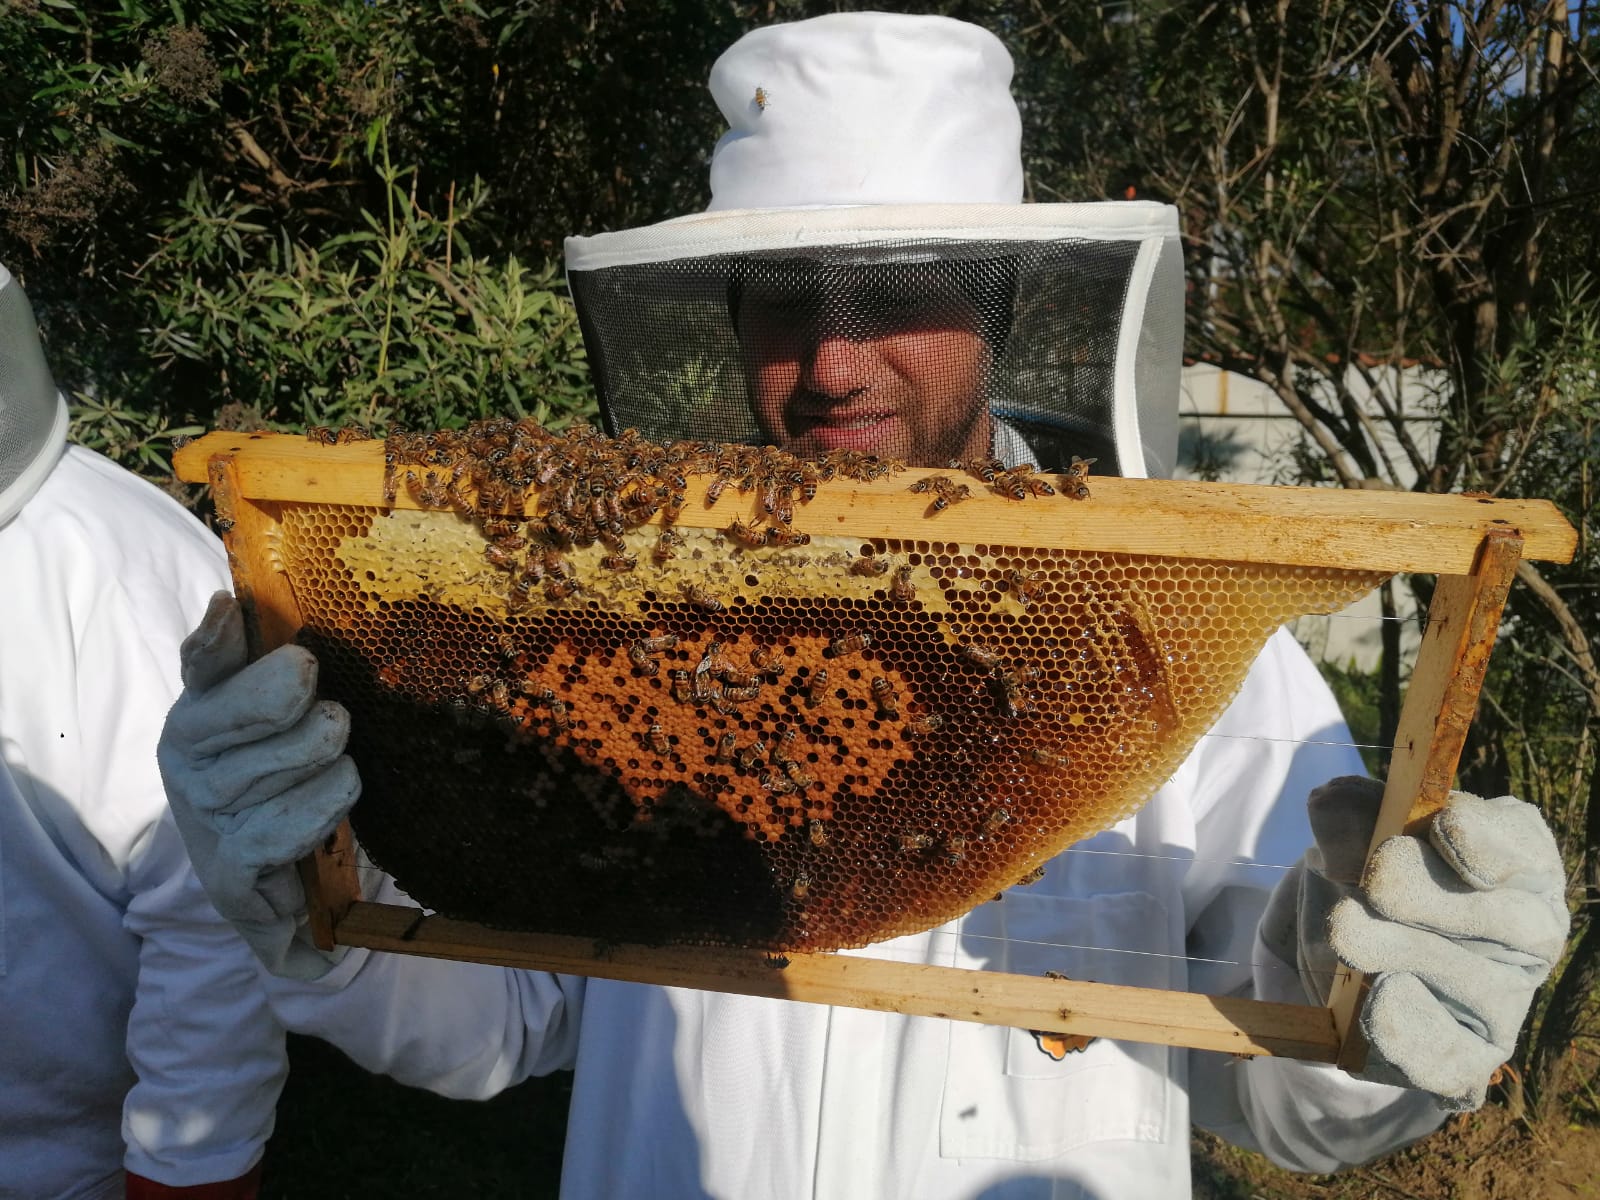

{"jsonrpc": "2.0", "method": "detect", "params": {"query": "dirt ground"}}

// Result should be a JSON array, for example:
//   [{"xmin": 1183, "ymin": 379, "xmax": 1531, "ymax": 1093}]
[{"xmin": 1193, "ymin": 1105, "xmax": 1600, "ymax": 1200}]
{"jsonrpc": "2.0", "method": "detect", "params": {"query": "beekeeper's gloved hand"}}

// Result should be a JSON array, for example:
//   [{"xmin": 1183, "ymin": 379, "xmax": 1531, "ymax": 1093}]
[
  {"xmin": 1259, "ymin": 776, "xmax": 1569, "ymax": 1110},
  {"xmin": 157, "ymin": 591, "xmax": 361, "ymax": 980}
]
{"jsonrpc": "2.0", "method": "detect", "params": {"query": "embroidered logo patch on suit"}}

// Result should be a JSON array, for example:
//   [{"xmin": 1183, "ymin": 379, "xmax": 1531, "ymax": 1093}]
[{"xmin": 1028, "ymin": 1029, "xmax": 1096, "ymax": 1061}]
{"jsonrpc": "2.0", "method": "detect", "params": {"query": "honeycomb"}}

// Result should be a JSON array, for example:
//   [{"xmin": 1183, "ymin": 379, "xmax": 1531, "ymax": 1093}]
[{"xmin": 272, "ymin": 421, "xmax": 1385, "ymax": 952}]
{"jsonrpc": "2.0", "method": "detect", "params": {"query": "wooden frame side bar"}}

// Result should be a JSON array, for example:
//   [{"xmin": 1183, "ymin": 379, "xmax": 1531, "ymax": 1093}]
[
  {"xmin": 1327, "ymin": 528, "xmax": 1524, "ymax": 1071},
  {"xmin": 335, "ymin": 901, "xmax": 1340, "ymax": 1062},
  {"xmin": 173, "ymin": 433, "xmax": 1577, "ymax": 574},
  {"xmin": 207, "ymin": 451, "xmax": 360, "ymax": 948}
]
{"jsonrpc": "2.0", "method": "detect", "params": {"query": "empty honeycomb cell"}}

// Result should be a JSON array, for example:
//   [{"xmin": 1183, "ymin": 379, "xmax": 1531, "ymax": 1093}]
[{"xmin": 270, "ymin": 420, "xmax": 1388, "ymax": 952}]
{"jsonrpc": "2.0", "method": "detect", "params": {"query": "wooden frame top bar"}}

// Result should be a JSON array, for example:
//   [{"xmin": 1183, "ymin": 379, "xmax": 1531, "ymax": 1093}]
[{"xmin": 174, "ymin": 432, "xmax": 1576, "ymax": 575}]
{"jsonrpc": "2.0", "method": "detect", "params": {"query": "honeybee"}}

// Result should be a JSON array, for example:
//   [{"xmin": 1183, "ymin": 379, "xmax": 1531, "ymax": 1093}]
[
  {"xmin": 774, "ymin": 727, "xmax": 800, "ymax": 761},
  {"xmin": 827, "ymin": 631, "xmax": 872, "ymax": 659},
  {"xmin": 522, "ymin": 683, "xmax": 556, "ymax": 704},
  {"xmin": 961, "ymin": 642, "xmax": 1003, "ymax": 671},
  {"xmin": 543, "ymin": 548, "xmax": 573, "ymax": 578},
  {"xmin": 508, "ymin": 575, "xmax": 536, "ymax": 610},
  {"xmin": 305, "ymin": 425, "xmax": 337, "ymax": 445},
  {"xmin": 803, "ymin": 667, "xmax": 829, "ymax": 708},
  {"xmin": 628, "ymin": 640, "xmax": 661, "ymax": 676},
  {"xmin": 993, "ymin": 668, "xmax": 1035, "ymax": 719},
  {"xmin": 728, "ymin": 517, "xmax": 768, "ymax": 548},
  {"xmin": 850, "ymin": 556, "xmax": 890, "ymax": 577},
  {"xmin": 723, "ymin": 682, "xmax": 762, "ymax": 703},
  {"xmin": 703, "ymin": 474, "xmax": 731, "ymax": 505},
  {"xmin": 870, "ymin": 676, "xmax": 900, "ymax": 719},
  {"xmin": 484, "ymin": 543, "xmax": 517, "ymax": 571},
  {"xmin": 808, "ymin": 819, "xmax": 829, "ymax": 847},
  {"xmin": 669, "ymin": 668, "xmax": 694, "ymax": 704},
  {"xmin": 601, "ymin": 552, "xmax": 638, "ymax": 572},
  {"xmin": 1006, "ymin": 568, "xmax": 1046, "ymax": 604},
  {"xmin": 992, "ymin": 475, "xmax": 1031, "ymax": 501},
  {"xmin": 897, "ymin": 831, "xmax": 933, "ymax": 853},
  {"xmin": 907, "ymin": 712, "xmax": 945, "ymax": 735},
  {"xmin": 1015, "ymin": 865, "xmax": 1047, "ymax": 887},
  {"xmin": 654, "ymin": 528, "xmax": 684, "ymax": 562},
  {"xmin": 1028, "ymin": 745, "xmax": 1071, "ymax": 769},
  {"xmin": 737, "ymin": 738, "xmax": 768, "ymax": 769},
  {"xmin": 956, "ymin": 456, "xmax": 1004, "ymax": 483},
  {"xmin": 765, "ymin": 524, "xmax": 810, "ymax": 548},
  {"xmin": 764, "ymin": 952, "xmax": 790, "ymax": 969},
  {"xmin": 548, "ymin": 697, "xmax": 571, "ymax": 731},
  {"xmin": 406, "ymin": 470, "xmax": 447, "ymax": 508},
  {"xmin": 545, "ymin": 577, "xmax": 583, "ymax": 603},
  {"xmin": 715, "ymin": 732, "xmax": 738, "ymax": 764},
  {"xmin": 754, "ymin": 85, "xmax": 770, "ymax": 111},
  {"xmin": 646, "ymin": 723, "xmax": 671, "ymax": 755},
  {"xmin": 760, "ymin": 770, "xmax": 796, "ymax": 794},
  {"xmin": 889, "ymin": 564, "xmax": 916, "ymax": 605},
  {"xmin": 914, "ymin": 475, "xmax": 971, "ymax": 510},
  {"xmin": 336, "ymin": 424, "xmax": 371, "ymax": 444},
  {"xmin": 944, "ymin": 835, "xmax": 967, "ymax": 864},
  {"xmin": 790, "ymin": 872, "xmax": 812, "ymax": 902},
  {"xmin": 982, "ymin": 806, "xmax": 1012, "ymax": 833},
  {"xmin": 661, "ymin": 491, "xmax": 686, "ymax": 523},
  {"xmin": 749, "ymin": 645, "xmax": 781, "ymax": 675},
  {"xmin": 640, "ymin": 634, "xmax": 678, "ymax": 654},
  {"xmin": 683, "ymin": 583, "xmax": 724, "ymax": 612},
  {"xmin": 1066, "ymin": 455, "xmax": 1097, "ymax": 482},
  {"xmin": 446, "ymin": 478, "xmax": 475, "ymax": 515},
  {"xmin": 696, "ymin": 640, "xmax": 731, "ymax": 677},
  {"xmin": 465, "ymin": 673, "xmax": 495, "ymax": 695}
]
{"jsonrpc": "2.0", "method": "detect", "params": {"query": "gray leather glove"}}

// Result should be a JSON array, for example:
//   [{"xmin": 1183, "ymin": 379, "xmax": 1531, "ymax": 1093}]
[
  {"xmin": 1260, "ymin": 776, "xmax": 1569, "ymax": 1110},
  {"xmin": 157, "ymin": 591, "xmax": 362, "ymax": 980}
]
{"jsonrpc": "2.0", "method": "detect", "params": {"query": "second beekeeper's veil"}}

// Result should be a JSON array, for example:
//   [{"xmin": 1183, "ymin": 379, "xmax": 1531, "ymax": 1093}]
[
  {"xmin": 564, "ymin": 12, "xmax": 1183, "ymax": 478},
  {"xmin": 0, "ymin": 264, "xmax": 69, "ymax": 527}
]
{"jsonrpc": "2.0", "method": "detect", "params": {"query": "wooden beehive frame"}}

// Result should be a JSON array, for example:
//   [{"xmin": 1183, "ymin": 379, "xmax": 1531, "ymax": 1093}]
[{"xmin": 175, "ymin": 431, "xmax": 1576, "ymax": 1068}]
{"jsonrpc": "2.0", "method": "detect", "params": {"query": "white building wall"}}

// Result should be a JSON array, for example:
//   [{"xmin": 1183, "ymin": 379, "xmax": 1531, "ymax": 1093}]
[{"xmin": 1173, "ymin": 364, "xmax": 1445, "ymax": 670}]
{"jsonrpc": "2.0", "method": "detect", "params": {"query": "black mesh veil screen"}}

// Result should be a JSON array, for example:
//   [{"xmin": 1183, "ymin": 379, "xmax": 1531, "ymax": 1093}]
[{"xmin": 569, "ymin": 237, "xmax": 1140, "ymax": 473}]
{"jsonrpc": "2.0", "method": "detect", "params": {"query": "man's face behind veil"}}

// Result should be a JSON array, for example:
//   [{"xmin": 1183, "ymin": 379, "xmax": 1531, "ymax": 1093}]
[{"xmin": 734, "ymin": 263, "xmax": 995, "ymax": 468}]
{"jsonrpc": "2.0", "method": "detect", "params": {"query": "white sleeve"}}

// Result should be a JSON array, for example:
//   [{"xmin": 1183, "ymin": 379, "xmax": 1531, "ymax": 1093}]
[
  {"xmin": 261, "ymin": 875, "xmax": 587, "ymax": 1099},
  {"xmin": 34, "ymin": 452, "xmax": 292, "ymax": 1184},
  {"xmin": 1182, "ymin": 630, "xmax": 1446, "ymax": 1170}
]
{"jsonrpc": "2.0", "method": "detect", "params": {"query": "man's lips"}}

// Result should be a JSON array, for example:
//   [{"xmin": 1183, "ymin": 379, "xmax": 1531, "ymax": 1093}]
[
  {"xmin": 805, "ymin": 408, "xmax": 895, "ymax": 430},
  {"xmin": 800, "ymin": 408, "xmax": 900, "ymax": 451}
]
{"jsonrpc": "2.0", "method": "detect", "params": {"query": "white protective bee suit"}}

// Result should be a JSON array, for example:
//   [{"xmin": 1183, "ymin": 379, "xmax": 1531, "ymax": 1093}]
[
  {"xmin": 0, "ymin": 264, "xmax": 285, "ymax": 1199},
  {"xmin": 161, "ymin": 13, "xmax": 1567, "ymax": 1200}
]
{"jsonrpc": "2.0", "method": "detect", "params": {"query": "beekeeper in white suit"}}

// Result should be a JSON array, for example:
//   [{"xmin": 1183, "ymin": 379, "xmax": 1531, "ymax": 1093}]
[
  {"xmin": 158, "ymin": 14, "xmax": 1569, "ymax": 1199},
  {"xmin": 0, "ymin": 264, "xmax": 288, "ymax": 1199}
]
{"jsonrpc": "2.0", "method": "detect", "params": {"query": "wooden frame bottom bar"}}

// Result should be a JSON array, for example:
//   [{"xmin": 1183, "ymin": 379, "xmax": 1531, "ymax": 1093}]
[{"xmin": 335, "ymin": 900, "xmax": 1340, "ymax": 1062}]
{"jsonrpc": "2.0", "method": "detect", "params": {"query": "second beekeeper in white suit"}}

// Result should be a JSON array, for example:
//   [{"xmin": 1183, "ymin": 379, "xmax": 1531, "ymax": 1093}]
[{"xmin": 157, "ymin": 13, "xmax": 1569, "ymax": 1199}]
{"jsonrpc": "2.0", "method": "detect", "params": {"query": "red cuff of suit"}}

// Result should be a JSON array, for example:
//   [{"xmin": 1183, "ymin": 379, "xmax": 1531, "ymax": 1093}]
[{"xmin": 126, "ymin": 1161, "xmax": 263, "ymax": 1200}]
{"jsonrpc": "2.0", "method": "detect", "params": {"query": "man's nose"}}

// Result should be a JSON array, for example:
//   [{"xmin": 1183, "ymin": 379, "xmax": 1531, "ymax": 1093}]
[{"xmin": 800, "ymin": 331, "xmax": 876, "ymax": 399}]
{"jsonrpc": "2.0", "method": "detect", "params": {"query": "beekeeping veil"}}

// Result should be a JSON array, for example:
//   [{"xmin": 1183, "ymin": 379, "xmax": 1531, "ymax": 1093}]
[
  {"xmin": 564, "ymin": 12, "xmax": 1183, "ymax": 478},
  {"xmin": 0, "ymin": 264, "xmax": 69, "ymax": 528}
]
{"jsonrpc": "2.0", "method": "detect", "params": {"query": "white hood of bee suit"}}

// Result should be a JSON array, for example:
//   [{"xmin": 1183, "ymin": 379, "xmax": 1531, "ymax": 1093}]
[
  {"xmin": 706, "ymin": 13, "xmax": 1023, "ymax": 210},
  {"xmin": 564, "ymin": 12, "xmax": 1182, "ymax": 480},
  {"xmin": 0, "ymin": 265, "xmax": 70, "ymax": 528}
]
